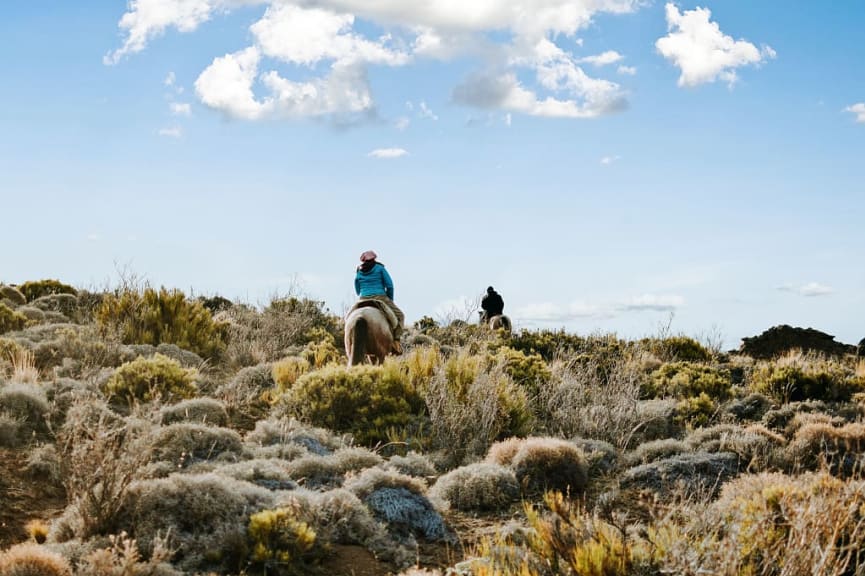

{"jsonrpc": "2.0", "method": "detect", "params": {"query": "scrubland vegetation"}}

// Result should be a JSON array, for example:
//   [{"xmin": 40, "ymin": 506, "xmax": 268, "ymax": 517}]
[{"xmin": 2, "ymin": 277, "xmax": 865, "ymax": 575}]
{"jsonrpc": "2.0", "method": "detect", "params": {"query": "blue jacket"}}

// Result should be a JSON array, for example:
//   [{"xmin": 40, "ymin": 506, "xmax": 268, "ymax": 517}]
[{"xmin": 355, "ymin": 263, "xmax": 394, "ymax": 300}]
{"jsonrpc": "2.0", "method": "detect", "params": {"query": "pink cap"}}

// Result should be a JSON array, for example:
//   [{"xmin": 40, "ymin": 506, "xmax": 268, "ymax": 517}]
[{"xmin": 360, "ymin": 250, "xmax": 377, "ymax": 262}]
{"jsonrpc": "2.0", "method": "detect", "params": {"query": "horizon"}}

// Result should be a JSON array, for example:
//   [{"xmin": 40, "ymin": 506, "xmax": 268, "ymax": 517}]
[{"xmin": 2, "ymin": 1, "xmax": 863, "ymax": 350}]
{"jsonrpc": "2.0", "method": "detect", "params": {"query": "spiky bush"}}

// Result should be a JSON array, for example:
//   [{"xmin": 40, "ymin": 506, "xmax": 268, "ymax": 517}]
[
  {"xmin": 150, "ymin": 423, "xmax": 244, "ymax": 469},
  {"xmin": 104, "ymin": 354, "xmax": 196, "ymax": 406},
  {"xmin": 344, "ymin": 467, "xmax": 449, "ymax": 542},
  {"xmin": 0, "ymin": 542, "xmax": 73, "ymax": 576},
  {"xmin": 0, "ymin": 302, "xmax": 27, "ymax": 334},
  {"xmin": 644, "ymin": 362, "xmax": 733, "ymax": 401},
  {"xmin": 385, "ymin": 452, "xmax": 437, "ymax": 479},
  {"xmin": 423, "ymin": 350, "xmax": 532, "ymax": 465},
  {"xmin": 116, "ymin": 473, "xmax": 275, "ymax": 574},
  {"xmin": 430, "ymin": 463, "xmax": 520, "ymax": 512},
  {"xmin": 784, "ymin": 422, "xmax": 865, "ymax": 475},
  {"xmin": 247, "ymin": 507, "xmax": 320, "ymax": 574},
  {"xmin": 474, "ymin": 491, "xmax": 655, "ymax": 576},
  {"xmin": 279, "ymin": 363, "xmax": 424, "ymax": 446},
  {"xmin": 76, "ymin": 531, "xmax": 181, "ymax": 576},
  {"xmin": 750, "ymin": 352, "xmax": 865, "ymax": 403},
  {"xmin": 157, "ymin": 397, "xmax": 229, "ymax": 427},
  {"xmin": 17, "ymin": 279, "xmax": 77, "ymax": 302},
  {"xmin": 272, "ymin": 356, "xmax": 310, "ymax": 393},
  {"xmin": 96, "ymin": 286, "xmax": 226, "ymax": 360},
  {"xmin": 245, "ymin": 417, "xmax": 346, "ymax": 458}
]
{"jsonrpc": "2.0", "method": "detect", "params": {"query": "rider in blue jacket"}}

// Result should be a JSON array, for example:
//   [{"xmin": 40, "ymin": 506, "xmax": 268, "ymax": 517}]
[{"xmin": 355, "ymin": 250, "xmax": 405, "ymax": 352}]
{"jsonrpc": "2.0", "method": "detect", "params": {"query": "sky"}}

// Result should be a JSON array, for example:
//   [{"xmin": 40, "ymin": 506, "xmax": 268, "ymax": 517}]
[{"xmin": 1, "ymin": 1, "xmax": 863, "ymax": 349}]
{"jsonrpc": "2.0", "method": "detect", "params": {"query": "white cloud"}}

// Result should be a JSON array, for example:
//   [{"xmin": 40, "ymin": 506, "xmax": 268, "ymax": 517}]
[
  {"xmin": 778, "ymin": 282, "xmax": 834, "ymax": 297},
  {"xmin": 845, "ymin": 103, "xmax": 865, "ymax": 123},
  {"xmin": 600, "ymin": 155, "xmax": 620, "ymax": 165},
  {"xmin": 367, "ymin": 147, "xmax": 408, "ymax": 159},
  {"xmin": 158, "ymin": 126, "xmax": 183, "ymax": 137},
  {"xmin": 504, "ymin": 113, "xmax": 512, "ymax": 126},
  {"xmin": 394, "ymin": 116, "xmax": 410, "ymax": 130},
  {"xmin": 419, "ymin": 101, "xmax": 438, "ymax": 120},
  {"xmin": 86, "ymin": 233, "xmax": 102, "ymax": 242},
  {"xmin": 656, "ymin": 3, "xmax": 775, "ymax": 87},
  {"xmin": 164, "ymin": 71, "xmax": 176, "ymax": 86},
  {"xmin": 620, "ymin": 293, "xmax": 684, "ymax": 312},
  {"xmin": 617, "ymin": 65, "xmax": 636, "ymax": 75},
  {"xmin": 105, "ymin": 0, "xmax": 214, "ymax": 64},
  {"xmin": 111, "ymin": 0, "xmax": 640, "ymax": 121},
  {"xmin": 578, "ymin": 50, "xmax": 623, "ymax": 67},
  {"xmin": 170, "ymin": 102, "xmax": 192, "ymax": 116}
]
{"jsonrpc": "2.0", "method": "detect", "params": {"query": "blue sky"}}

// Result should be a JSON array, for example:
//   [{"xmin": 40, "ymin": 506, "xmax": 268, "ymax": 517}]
[{"xmin": 1, "ymin": 1, "xmax": 863, "ymax": 349}]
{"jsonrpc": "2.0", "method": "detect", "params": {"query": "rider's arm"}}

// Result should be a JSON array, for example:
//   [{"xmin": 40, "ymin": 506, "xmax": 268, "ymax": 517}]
[
  {"xmin": 354, "ymin": 272, "xmax": 361, "ymax": 295},
  {"xmin": 380, "ymin": 266, "xmax": 394, "ymax": 300}
]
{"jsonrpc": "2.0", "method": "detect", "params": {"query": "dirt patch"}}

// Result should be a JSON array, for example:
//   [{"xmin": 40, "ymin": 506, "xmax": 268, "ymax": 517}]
[{"xmin": 0, "ymin": 448, "xmax": 67, "ymax": 549}]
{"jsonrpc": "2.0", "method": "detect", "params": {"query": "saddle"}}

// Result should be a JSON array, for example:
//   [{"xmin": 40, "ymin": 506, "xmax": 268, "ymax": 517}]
[{"xmin": 348, "ymin": 298, "xmax": 399, "ymax": 334}]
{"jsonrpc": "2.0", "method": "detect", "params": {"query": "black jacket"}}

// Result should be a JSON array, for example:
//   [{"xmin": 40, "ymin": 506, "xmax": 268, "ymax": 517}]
[{"xmin": 481, "ymin": 291, "xmax": 504, "ymax": 317}]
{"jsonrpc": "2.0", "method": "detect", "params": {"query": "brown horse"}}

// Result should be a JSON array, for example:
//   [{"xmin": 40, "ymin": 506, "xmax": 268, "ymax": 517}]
[
  {"xmin": 345, "ymin": 306, "xmax": 394, "ymax": 366},
  {"xmin": 488, "ymin": 314, "xmax": 512, "ymax": 332}
]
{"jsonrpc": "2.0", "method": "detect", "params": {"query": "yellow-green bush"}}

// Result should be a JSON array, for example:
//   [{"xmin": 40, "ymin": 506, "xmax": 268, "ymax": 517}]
[
  {"xmin": 675, "ymin": 392, "xmax": 717, "ymax": 429},
  {"xmin": 280, "ymin": 363, "xmax": 424, "ymax": 446},
  {"xmin": 17, "ymin": 279, "xmax": 77, "ymax": 302},
  {"xmin": 96, "ymin": 286, "xmax": 226, "ymax": 360},
  {"xmin": 248, "ymin": 507, "xmax": 320, "ymax": 574},
  {"xmin": 272, "ymin": 357, "xmax": 310, "ymax": 393},
  {"xmin": 104, "ymin": 353, "xmax": 197, "ymax": 405},
  {"xmin": 644, "ymin": 362, "xmax": 732, "ymax": 400},
  {"xmin": 508, "ymin": 328, "xmax": 590, "ymax": 361},
  {"xmin": 492, "ymin": 347, "xmax": 551, "ymax": 396},
  {"xmin": 0, "ymin": 302, "xmax": 27, "ymax": 335},
  {"xmin": 300, "ymin": 338, "xmax": 342, "ymax": 368},
  {"xmin": 641, "ymin": 336, "xmax": 712, "ymax": 362},
  {"xmin": 750, "ymin": 360, "xmax": 865, "ymax": 403}
]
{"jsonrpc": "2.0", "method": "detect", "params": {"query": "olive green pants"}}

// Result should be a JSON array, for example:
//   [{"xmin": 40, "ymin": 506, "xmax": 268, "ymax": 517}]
[{"xmin": 359, "ymin": 295, "xmax": 405, "ymax": 340}]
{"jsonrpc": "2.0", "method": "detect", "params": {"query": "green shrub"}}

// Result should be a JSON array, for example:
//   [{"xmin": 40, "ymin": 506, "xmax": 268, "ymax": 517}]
[
  {"xmin": 150, "ymin": 423, "xmax": 244, "ymax": 468},
  {"xmin": 785, "ymin": 422, "xmax": 865, "ymax": 475},
  {"xmin": 104, "ymin": 353, "xmax": 197, "ymax": 406},
  {"xmin": 217, "ymin": 363, "xmax": 275, "ymax": 430},
  {"xmin": 158, "ymin": 397, "xmax": 229, "ymax": 426},
  {"xmin": 280, "ymin": 363, "xmax": 424, "ymax": 446},
  {"xmin": 626, "ymin": 438, "xmax": 691, "ymax": 467},
  {"xmin": 0, "ymin": 285, "xmax": 26, "ymax": 306},
  {"xmin": 29, "ymin": 294, "xmax": 78, "ymax": 320},
  {"xmin": 645, "ymin": 362, "xmax": 732, "ymax": 400},
  {"xmin": 272, "ymin": 357, "xmax": 310, "ymax": 392},
  {"xmin": 675, "ymin": 392, "xmax": 717, "ymax": 428},
  {"xmin": 96, "ymin": 286, "xmax": 226, "ymax": 360},
  {"xmin": 248, "ymin": 507, "xmax": 320, "ymax": 574},
  {"xmin": 508, "ymin": 329, "xmax": 590, "ymax": 361},
  {"xmin": 17, "ymin": 279, "xmax": 77, "ymax": 302},
  {"xmin": 641, "ymin": 336, "xmax": 712, "ymax": 362},
  {"xmin": 492, "ymin": 347, "xmax": 551, "ymax": 396},
  {"xmin": 507, "ymin": 437, "xmax": 589, "ymax": 496},
  {"xmin": 0, "ymin": 302, "xmax": 27, "ymax": 334},
  {"xmin": 0, "ymin": 383, "xmax": 50, "ymax": 441}
]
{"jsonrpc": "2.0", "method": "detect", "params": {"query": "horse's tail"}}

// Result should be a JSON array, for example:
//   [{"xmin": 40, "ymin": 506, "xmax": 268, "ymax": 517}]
[{"xmin": 350, "ymin": 316, "xmax": 368, "ymax": 366}]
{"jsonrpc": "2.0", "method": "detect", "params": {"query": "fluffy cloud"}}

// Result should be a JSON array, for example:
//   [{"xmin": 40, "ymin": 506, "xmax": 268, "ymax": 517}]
[
  {"xmin": 514, "ymin": 293, "xmax": 684, "ymax": 323},
  {"xmin": 367, "ymin": 147, "xmax": 408, "ymax": 159},
  {"xmin": 158, "ymin": 126, "xmax": 183, "ymax": 137},
  {"xmin": 845, "ymin": 103, "xmax": 865, "ymax": 123},
  {"xmin": 170, "ymin": 102, "xmax": 191, "ymax": 116},
  {"xmin": 617, "ymin": 65, "xmax": 636, "ymax": 75},
  {"xmin": 620, "ymin": 293, "xmax": 684, "ymax": 312},
  {"xmin": 656, "ymin": 3, "xmax": 775, "ymax": 87},
  {"xmin": 110, "ymin": 0, "xmax": 640, "ymax": 121},
  {"xmin": 778, "ymin": 282, "xmax": 834, "ymax": 297},
  {"xmin": 578, "ymin": 50, "xmax": 623, "ymax": 67}
]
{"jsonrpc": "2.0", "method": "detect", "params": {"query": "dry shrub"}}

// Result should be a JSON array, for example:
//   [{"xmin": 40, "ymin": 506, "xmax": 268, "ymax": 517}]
[
  {"xmin": 9, "ymin": 346, "xmax": 39, "ymax": 383},
  {"xmin": 620, "ymin": 451, "xmax": 739, "ymax": 500},
  {"xmin": 625, "ymin": 439, "xmax": 691, "ymax": 467},
  {"xmin": 57, "ymin": 399, "xmax": 154, "ymax": 538},
  {"xmin": 245, "ymin": 417, "xmax": 346, "ymax": 458},
  {"xmin": 29, "ymin": 324, "xmax": 126, "ymax": 379},
  {"xmin": 157, "ymin": 397, "xmax": 229, "ymax": 427},
  {"xmin": 247, "ymin": 506, "xmax": 321, "ymax": 574},
  {"xmin": 17, "ymin": 306, "xmax": 46, "ymax": 324},
  {"xmin": 286, "ymin": 447, "xmax": 383, "ymax": 489},
  {"xmin": 30, "ymin": 294, "xmax": 79, "ymax": 320},
  {"xmin": 687, "ymin": 424, "xmax": 786, "ymax": 473},
  {"xmin": 630, "ymin": 399, "xmax": 683, "ymax": 447},
  {"xmin": 424, "ymin": 350, "xmax": 532, "ymax": 466},
  {"xmin": 538, "ymin": 353, "xmax": 643, "ymax": 450},
  {"xmin": 150, "ymin": 423, "xmax": 244, "ymax": 469},
  {"xmin": 0, "ymin": 382, "xmax": 50, "ymax": 441},
  {"xmin": 785, "ymin": 422, "xmax": 865, "ymax": 475},
  {"xmin": 272, "ymin": 356, "xmax": 310, "ymax": 392},
  {"xmin": 722, "ymin": 392, "xmax": 772, "ymax": 422},
  {"xmin": 25, "ymin": 443, "xmax": 63, "ymax": 486},
  {"xmin": 0, "ymin": 412, "xmax": 22, "ymax": 447},
  {"xmin": 429, "ymin": 463, "xmax": 519, "ymax": 512},
  {"xmin": 17, "ymin": 279, "xmax": 77, "ymax": 302},
  {"xmin": 750, "ymin": 350, "xmax": 865, "ymax": 403},
  {"xmin": 509, "ymin": 437, "xmax": 589, "ymax": 497},
  {"xmin": 657, "ymin": 472, "xmax": 865, "ymax": 575},
  {"xmin": 215, "ymin": 458, "xmax": 297, "ymax": 491},
  {"xmin": 400, "ymin": 345, "xmax": 441, "ymax": 389},
  {"xmin": 385, "ymin": 452, "xmax": 437, "ymax": 479},
  {"xmin": 214, "ymin": 363, "xmax": 274, "ymax": 430},
  {"xmin": 117, "ymin": 473, "xmax": 275, "ymax": 574},
  {"xmin": 0, "ymin": 542, "xmax": 72, "ymax": 576},
  {"xmin": 0, "ymin": 301, "xmax": 28, "ymax": 335},
  {"xmin": 77, "ymin": 531, "xmax": 180, "ymax": 576},
  {"xmin": 0, "ymin": 285, "xmax": 27, "ymax": 305}
]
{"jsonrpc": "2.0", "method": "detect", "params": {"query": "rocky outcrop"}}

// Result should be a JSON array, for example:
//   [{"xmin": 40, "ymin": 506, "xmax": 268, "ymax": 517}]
[{"xmin": 739, "ymin": 325, "xmax": 855, "ymax": 359}]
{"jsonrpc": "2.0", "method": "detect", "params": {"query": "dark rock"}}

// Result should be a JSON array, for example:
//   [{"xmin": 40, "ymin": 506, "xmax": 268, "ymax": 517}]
[{"xmin": 739, "ymin": 325, "xmax": 855, "ymax": 359}]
